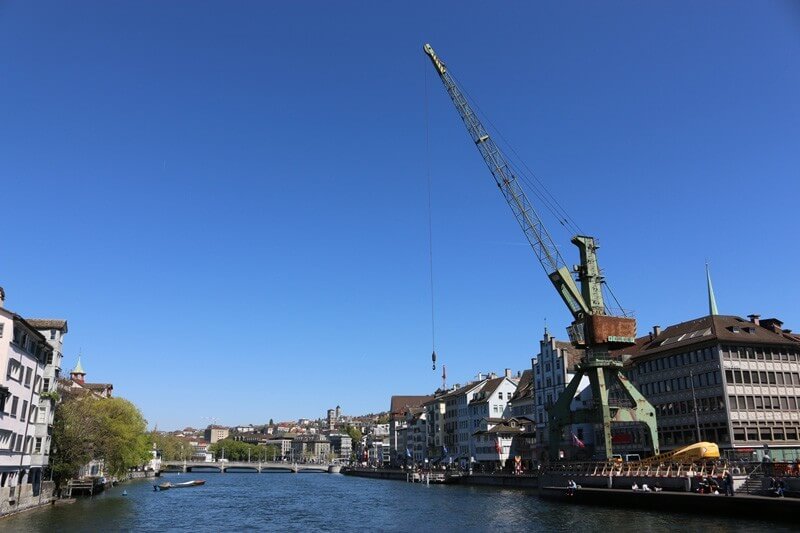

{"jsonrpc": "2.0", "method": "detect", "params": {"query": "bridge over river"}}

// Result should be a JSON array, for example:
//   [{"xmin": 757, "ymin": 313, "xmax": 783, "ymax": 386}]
[{"xmin": 160, "ymin": 460, "xmax": 339, "ymax": 474}]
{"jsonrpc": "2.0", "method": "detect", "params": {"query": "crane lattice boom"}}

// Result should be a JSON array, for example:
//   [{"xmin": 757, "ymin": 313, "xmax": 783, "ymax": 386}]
[{"xmin": 424, "ymin": 43, "xmax": 590, "ymax": 321}]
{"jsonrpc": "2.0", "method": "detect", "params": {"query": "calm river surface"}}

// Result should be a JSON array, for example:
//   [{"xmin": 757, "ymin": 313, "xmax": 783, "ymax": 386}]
[{"xmin": 3, "ymin": 472, "xmax": 792, "ymax": 532}]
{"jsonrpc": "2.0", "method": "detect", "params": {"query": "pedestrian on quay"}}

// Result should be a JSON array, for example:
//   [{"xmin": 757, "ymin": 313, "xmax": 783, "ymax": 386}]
[{"xmin": 723, "ymin": 470, "xmax": 734, "ymax": 497}]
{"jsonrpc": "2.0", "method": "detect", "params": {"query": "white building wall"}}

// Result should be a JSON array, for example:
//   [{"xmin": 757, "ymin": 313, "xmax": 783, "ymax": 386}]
[
  {"xmin": 0, "ymin": 312, "xmax": 47, "ymax": 488},
  {"xmin": 533, "ymin": 333, "xmax": 589, "ymax": 452},
  {"xmin": 30, "ymin": 324, "xmax": 66, "ymax": 468}
]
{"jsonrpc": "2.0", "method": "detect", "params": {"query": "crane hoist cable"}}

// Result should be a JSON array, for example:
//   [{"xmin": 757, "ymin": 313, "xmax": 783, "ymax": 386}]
[{"xmin": 424, "ymin": 56, "xmax": 437, "ymax": 371}]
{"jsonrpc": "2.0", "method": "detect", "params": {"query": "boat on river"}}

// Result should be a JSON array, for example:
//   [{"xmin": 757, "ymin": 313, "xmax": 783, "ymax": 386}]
[{"xmin": 154, "ymin": 480, "xmax": 205, "ymax": 491}]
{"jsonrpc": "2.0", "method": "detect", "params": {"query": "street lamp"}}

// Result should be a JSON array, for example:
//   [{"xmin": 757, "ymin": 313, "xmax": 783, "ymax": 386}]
[{"xmin": 689, "ymin": 369, "xmax": 702, "ymax": 442}]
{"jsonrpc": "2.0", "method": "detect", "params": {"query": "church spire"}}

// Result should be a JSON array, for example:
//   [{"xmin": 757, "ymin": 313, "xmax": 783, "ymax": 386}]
[
  {"xmin": 706, "ymin": 263, "xmax": 719, "ymax": 316},
  {"xmin": 70, "ymin": 355, "xmax": 86, "ymax": 384}
]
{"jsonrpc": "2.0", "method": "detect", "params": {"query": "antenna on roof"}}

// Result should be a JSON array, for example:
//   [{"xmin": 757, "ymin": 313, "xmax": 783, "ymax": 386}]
[{"xmin": 441, "ymin": 364, "xmax": 447, "ymax": 390}]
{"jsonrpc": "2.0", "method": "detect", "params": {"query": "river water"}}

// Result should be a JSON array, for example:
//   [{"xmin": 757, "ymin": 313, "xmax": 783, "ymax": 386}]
[{"xmin": 3, "ymin": 472, "xmax": 792, "ymax": 532}]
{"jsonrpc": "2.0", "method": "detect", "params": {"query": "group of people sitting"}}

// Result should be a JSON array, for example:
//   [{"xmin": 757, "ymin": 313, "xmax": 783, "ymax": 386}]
[
  {"xmin": 631, "ymin": 482, "xmax": 662, "ymax": 492},
  {"xmin": 769, "ymin": 477, "xmax": 787, "ymax": 497},
  {"xmin": 566, "ymin": 479, "xmax": 579, "ymax": 496}
]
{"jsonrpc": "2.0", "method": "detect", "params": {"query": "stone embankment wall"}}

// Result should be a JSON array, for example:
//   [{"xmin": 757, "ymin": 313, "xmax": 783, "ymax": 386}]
[
  {"xmin": 541, "ymin": 472, "xmax": 691, "ymax": 492},
  {"xmin": 127, "ymin": 471, "xmax": 156, "ymax": 480},
  {"xmin": 460, "ymin": 474, "xmax": 538, "ymax": 488},
  {"xmin": 0, "ymin": 481, "xmax": 56, "ymax": 517}
]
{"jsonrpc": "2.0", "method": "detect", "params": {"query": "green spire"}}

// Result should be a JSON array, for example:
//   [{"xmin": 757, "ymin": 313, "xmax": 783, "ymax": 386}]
[
  {"xmin": 706, "ymin": 263, "xmax": 719, "ymax": 316},
  {"xmin": 71, "ymin": 355, "xmax": 85, "ymax": 375}
]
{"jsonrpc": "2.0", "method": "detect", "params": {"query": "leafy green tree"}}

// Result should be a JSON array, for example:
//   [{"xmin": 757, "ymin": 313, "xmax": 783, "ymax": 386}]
[
  {"xmin": 51, "ymin": 392, "xmax": 151, "ymax": 488},
  {"xmin": 93, "ymin": 398, "xmax": 151, "ymax": 477},
  {"xmin": 344, "ymin": 425, "xmax": 362, "ymax": 443},
  {"xmin": 208, "ymin": 439, "xmax": 278, "ymax": 462},
  {"xmin": 150, "ymin": 432, "xmax": 193, "ymax": 461}
]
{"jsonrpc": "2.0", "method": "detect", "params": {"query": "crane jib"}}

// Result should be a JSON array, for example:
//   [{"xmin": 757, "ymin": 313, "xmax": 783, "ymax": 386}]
[{"xmin": 423, "ymin": 42, "xmax": 590, "ymax": 323}]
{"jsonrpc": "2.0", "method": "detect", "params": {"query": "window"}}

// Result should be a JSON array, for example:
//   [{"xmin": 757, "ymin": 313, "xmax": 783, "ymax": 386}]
[
  {"xmin": 50, "ymin": 329, "xmax": 56, "ymax": 340},
  {"xmin": 20, "ymin": 400, "xmax": 28, "ymax": 422},
  {"xmin": 728, "ymin": 396, "xmax": 738, "ymax": 410},
  {"xmin": 0, "ymin": 323, "xmax": 3, "ymax": 337},
  {"xmin": 24, "ymin": 367, "xmax": 32, "ymax": 387},
  {"xmin": 43, "ymin": 378, "xmax": 50, "ymax": 392},
  {"xmin": 10, "ymin": 396, "xmax": 18, "ymax": 418}
]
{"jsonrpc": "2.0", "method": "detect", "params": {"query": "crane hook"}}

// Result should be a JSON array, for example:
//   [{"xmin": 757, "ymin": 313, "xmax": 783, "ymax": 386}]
[{"xmin": 431, "ymin": 350, "xmax": 437, "ymax": 371}]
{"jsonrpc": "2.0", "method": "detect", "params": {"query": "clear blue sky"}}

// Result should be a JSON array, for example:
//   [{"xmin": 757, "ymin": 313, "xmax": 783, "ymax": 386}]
[{"xmin": 2, "ymin": 1, "xmax": 798, "ymax": 430}]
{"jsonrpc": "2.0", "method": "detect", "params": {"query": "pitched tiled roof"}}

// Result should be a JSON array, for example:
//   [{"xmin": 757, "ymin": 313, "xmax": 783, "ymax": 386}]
[
  {"xmin": 469, "ymin": 377, "xmax": 507, "ymax": 404},
  {"xmin": 389, "ymin": 395, "xmax": 434, "ymax": 417},
  {"xmin": 437, "ymin": 381, "xmax": 482, "ymax": 401},
  {"xmin": 83, "ymin": 383, "xmax": 113, "ymax": 390},
  {"xmin": 25, "ymin": 319, "xmax": 68, "ymax": 332},
  {"xmin": 555, "ymin": 340, "xmax": 585, "ymax": 368},
  {"xmin": 510, "ymin": 370, "xmax": 533, "ymax": 401},
  {"xmin": 614, "ymin": 315, "xmax": 800, "ymax": 360}
]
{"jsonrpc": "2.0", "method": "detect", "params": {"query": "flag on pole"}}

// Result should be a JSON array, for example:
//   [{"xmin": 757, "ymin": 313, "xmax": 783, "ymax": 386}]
[
  {"xmin": 406, "ymin": 447, "xmax": 412, "ymax": 458},
  {"xmin": 572, "ymin": 433, "xmax": 586, "ymax": 448},
  {"xmin": 495, "ymin": 437, "xmax": 502, "ymax": 454}
]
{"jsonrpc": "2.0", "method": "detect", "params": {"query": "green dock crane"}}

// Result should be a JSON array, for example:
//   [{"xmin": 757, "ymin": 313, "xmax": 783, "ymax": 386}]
[{"xmin": 423, "ymin": 43, "xmax": 658, "ymax": 460}]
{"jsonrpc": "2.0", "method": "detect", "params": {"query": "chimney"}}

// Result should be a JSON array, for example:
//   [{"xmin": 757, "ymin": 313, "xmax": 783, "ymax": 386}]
[
  {"xmin": 747, "ymin": 314, "xmax": 761, "ymax": 326},
  {"xmin": 504, "ymin": 368, "xmax": 512, "ymax": 378},
  {"xmin": 653, "ymin": 325, "xmax": 661, "ymax": 337},
  {"xmin": 0, "ymin": 286, "xmax": 5, "ymax": 308},
  {"xmin": 760, "ymin": 318, "xmax": 784, "ymax": 333}
]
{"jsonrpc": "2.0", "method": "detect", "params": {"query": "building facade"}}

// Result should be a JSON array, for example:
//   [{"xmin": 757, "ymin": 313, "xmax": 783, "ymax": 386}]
[
  {"xmin": 623, "ymin": 314, "xmax": 800, "ymax": 460},
  {"xmin": 327, "ymin": 434, "xmax": 352, "ymax": 462},
  {"xmin": 532, "ymin": 331, "xmax": 587, "ymax": 459},
  {"xmin": 291, "ymin": 434, "xmax": 330, "ymax": 462},
  {"xmin": 0, "ymin": 290, "xmax": 50, "ymax": 496},
  {"xmin": 24, "ymin": 319, "xmax": 68, "ymax": 473},
  {"xmin": 466, "ymin": 375, "xmax": 518, "ymax": 459},
  {"xmin": 204, "ymin": 426, "xmax": 230, "ymax": 444},
  {"xmin": 388, "ymin": 395, "xmax": 431, "ymax": 465}
]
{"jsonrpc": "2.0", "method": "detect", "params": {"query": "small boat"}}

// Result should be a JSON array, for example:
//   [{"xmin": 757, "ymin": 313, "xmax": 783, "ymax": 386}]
[
  {"xmin": 156, "ymin": 479, "xmax": 205, "ymax": 491},
  {"xmin": 174, "ymin": 480, "xmax": 205, "ymax": 488}
]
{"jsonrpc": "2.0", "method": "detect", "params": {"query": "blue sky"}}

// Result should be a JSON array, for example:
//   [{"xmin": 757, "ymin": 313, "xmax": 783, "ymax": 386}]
[{"xmin": 2, "ymin": 1, "xmax": 798, "ymax": 429}]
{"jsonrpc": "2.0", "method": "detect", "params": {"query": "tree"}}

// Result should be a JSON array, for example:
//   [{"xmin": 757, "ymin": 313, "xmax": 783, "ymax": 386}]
[
  {"xmin": 207, "ymin": 439, "xmax": 278, "ymax": 462},
  {"xmin": 150, "ymin": 432, "xmax": 193, "ymax": 461},
  {"xmin": 93, "ymin": 398, "xmax": 151, "ymax": 477},
  {"xmin": 343, "ymin": 425, "xmax": 362, "ymax": 443},
  {"xmin": 51, "ymin": 392, "xmax": 151, "ymax": 488}
]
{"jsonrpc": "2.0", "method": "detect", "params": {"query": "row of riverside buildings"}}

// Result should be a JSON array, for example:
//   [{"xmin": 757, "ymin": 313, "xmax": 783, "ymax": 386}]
[
  {"xmin": 165, "ymin": 406, "xmax": 368, "ymax": 464},
  {"xmin": 0, "ymin": 287, "xmax": 112, "ymax": 513},
  {"xmin": 385, "ymin": 288, "xmax": 800, "ymax": 469}
]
